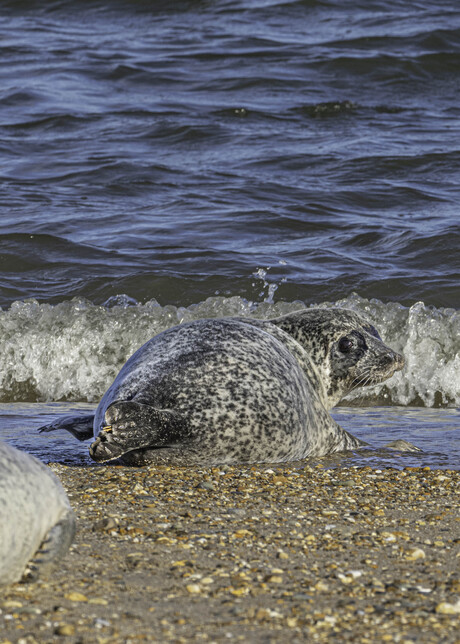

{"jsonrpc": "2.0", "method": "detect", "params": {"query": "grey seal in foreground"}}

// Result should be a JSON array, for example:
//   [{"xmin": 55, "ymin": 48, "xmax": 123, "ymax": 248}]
[
  {"xmin": 39, "ymin": 308, "xmax": 404, "ymax": 466},
  {"xmin": 0, "ymin": 442, "xmax": 75, "ymax": 585}
]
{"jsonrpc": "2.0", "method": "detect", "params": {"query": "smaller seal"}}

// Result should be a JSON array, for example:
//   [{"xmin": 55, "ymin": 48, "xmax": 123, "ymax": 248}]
[{"xmin": 0, "ymin": 442, "xmax": 75, "ymax": 585}]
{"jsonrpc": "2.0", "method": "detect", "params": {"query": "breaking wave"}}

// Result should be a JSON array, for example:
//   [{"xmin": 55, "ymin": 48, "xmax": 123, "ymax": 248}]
[{"xmin": 0, "ymin": 293, "xmax": 458, "ymax": 407}]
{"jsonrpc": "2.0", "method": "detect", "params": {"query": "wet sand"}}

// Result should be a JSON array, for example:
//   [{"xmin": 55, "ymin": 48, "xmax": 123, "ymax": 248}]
[{"xmin": 1, "ymin": 464, "xmax": 459, "ymax": 643}]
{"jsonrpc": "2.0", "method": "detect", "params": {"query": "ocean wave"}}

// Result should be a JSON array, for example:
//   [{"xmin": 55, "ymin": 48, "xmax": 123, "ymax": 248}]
[{"xmin": 0, "ymin": 293, "xmax": 457, "ymax": 407}]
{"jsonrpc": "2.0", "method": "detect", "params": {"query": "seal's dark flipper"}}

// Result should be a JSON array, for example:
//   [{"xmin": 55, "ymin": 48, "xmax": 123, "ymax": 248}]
[
  {"xmin": 384, "ymin": 440, "xmax": 422, "ymax": 452},
  {"xmin": 89, "ymin": 401, "xmax": 184, "ymax": 463},
  {"xmin": 22, "ymin": 509, "xmax": 76, "ymax": 582},
  {"xmin": 38, "ymin": 414, "xmax": 95, "ymax": 441}
]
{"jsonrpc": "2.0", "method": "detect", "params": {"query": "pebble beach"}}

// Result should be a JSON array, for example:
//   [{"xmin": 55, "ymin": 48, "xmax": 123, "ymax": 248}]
[{"xmin": 1, "ymin": 463, "xmax": 459, "ymax": 643}]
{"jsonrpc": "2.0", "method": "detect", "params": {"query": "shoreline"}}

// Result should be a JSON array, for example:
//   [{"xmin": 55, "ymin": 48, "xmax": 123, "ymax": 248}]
[{"xmin": 1, "ymin": 464, "xmax": 459, "ymax": 643}]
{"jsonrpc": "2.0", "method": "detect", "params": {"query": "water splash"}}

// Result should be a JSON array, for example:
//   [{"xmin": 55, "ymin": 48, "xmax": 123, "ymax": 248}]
[
  {"xmin": 252, "ymin": 265, "xmax": 287, "ymax": 304},
  {"xmin": 0, "ymin": 293, "xmax": 458, "ymax": 407}
]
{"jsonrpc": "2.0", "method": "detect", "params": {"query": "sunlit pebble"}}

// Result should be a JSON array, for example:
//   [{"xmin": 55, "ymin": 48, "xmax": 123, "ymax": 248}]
[{"xmin": 404, "ymin": 547, "xmax": 426, "ymax": 561}]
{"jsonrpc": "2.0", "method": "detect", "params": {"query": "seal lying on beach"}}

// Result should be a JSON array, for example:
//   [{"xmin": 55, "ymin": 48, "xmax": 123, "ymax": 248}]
[
  {"xmin": 39, "ymin": 308, "xmax": 404, "ymax": 466},
  {"xmin": 0, "ymin": 442, "xmax": 75, "ymax": 585}
]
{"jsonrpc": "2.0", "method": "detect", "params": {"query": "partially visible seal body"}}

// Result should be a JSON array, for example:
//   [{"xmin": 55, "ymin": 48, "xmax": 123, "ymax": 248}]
[
  {"xmin": 0, "ymin": 442, "xmax": 75, "ymax": 585},
  {"xmin": 40, "ymin": 308, "xmax": 404, "ymax": 466}
]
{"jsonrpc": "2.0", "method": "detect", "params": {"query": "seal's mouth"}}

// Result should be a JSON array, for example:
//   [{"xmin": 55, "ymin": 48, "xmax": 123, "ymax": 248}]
[
  {"xmin": 377, "ymin": 351, "xmax": 405, "ymax": 383},
  {"xmin": 349, "ymin": 351, "xmax": 405, "ymax": 392},
  {"xmin": 391, "ymin": 351, "xmax": 405, "ymax": 374}
]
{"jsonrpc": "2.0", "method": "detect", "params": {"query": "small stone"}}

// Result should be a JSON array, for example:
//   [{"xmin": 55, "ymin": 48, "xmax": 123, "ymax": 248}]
[
  {"xmin": 404, "ymin": 547, "xmax": 426, "ymax": 561},
  {"xmin": 256, "ymin": 608, "xmax": 270, "ymax": 620},
  {"xmin": 293, "ymin": 592, "xmax": 314, "ymax": 601},
  {"xmin": 340, "ymin": 479, "xmax": 356, "ymax": 487},
  {"xmin": 230, "ymin": 587, "xmax": 249, "ymax": 596},
  {"xmin": 338, "ymin": 570, "xmax": 362, "ymax": 584},
  {"xmin": 435, "ymin": 600, "xmax": 460, "ymax": 615},
  {"xmin": 337, "ymin": 573, "xmax": 353, "ymax": 585},
  {"xmin": 198, "ymin": 481, "xmax": 214, "ymax": 490},
  {"xmin": 186, "ymin": 584, "xmax": 201, "ymax": 594},
  {"xmin": 132, "ymin": 482, "xmax": 147, "ymax": 493},
  {"xmin": 2, "ymin": 600, "xmax": 23, "ymax": 609},
  {"xmin": 55, "ymin": 624, "xmax": 75, "ymax": 636},
  {"xmin": 255, "ymin": 608, "xmax": 282, "ymax": 620},
  {"xmin": 93, "ymin": 517, "xmax": 118, "ymax": 532},
  {"xmin": 64, "ymin": 592, "xmax": 88, "ymax": 602},
  {"xmin": 314, "ymin": 581, "xmax": 329, "ymax": 591},
  {"xmin": 266, "ymin": 575, "xmax": 283, "ymax": 584},
  {"xmin": 233, "ymin": 529, "xmax": 253, "ymax": 538},
  {"xmin": 276, "ymin": 551, "xmax": 289, "ymax": 560}
]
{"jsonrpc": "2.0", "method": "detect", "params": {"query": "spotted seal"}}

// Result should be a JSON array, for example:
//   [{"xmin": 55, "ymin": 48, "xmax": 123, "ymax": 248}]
[
  {"xmin": 0, "ymin": 442, "xmax": 75, "ymax": 585},
  {"xmin": 39, "ymin": 308, "xmax": 404, "ymax": 465}
]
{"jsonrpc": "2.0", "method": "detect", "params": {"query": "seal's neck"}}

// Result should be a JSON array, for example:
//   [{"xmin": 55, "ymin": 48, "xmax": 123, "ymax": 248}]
[{"xmin": 268, "ymin": 317, "xmax": 333, "ymax": 409}]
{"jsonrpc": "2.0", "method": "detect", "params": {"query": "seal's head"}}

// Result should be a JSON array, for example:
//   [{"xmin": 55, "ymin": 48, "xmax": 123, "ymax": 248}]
[{"xmin": 272, "ymin": 308, "xmax": 404, "ymax": 409}]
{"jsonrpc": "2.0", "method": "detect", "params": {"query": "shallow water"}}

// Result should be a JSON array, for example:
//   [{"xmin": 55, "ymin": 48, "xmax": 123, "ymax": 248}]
[
  {"xmin": 0, "ymin": 403, "xmax": 458, "ymax": 470},
  {"xmin": 330, "ymin": 407, "xmax": 459, "ymax": 470}
]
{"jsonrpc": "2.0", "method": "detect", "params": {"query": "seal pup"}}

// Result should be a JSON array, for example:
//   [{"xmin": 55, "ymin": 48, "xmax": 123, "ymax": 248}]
[
  {"xmin": 0, "ymin": 442, "xmax": 75, "ymax": 585},
  {"xmin": 39, "ymin": 308, "xmax": 404, "ymax": 466}
]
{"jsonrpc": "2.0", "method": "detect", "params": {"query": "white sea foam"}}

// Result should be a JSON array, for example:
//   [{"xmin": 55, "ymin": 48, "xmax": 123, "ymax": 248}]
[
  {"xmin": 0, "ymin": 294, "xmax": 458, "ymax": 407},
  {"xmin": 332, "ymin": 294, "xmax": 459, "ymax": 407}
]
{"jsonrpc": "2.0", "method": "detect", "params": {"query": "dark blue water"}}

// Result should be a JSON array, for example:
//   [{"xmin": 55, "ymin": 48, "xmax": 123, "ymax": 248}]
[
  {"xmin": 0, "ymin": 0, "xmax": 458, "ymax": 466},
  {"xmin": 1, "ymin": 0, "xmax": 459, "ymax": 306}
]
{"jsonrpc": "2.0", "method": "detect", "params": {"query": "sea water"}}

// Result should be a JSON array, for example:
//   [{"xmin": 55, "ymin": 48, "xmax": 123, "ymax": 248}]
[{"xmin": 0, "ymin": 1, "xmax": 458, "ymax": 468}]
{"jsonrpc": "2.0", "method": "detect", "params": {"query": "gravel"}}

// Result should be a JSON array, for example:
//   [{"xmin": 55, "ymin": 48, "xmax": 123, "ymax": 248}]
[{"xmin": 1, "ymin": 463, "xmax": 459, "ymax": 643}]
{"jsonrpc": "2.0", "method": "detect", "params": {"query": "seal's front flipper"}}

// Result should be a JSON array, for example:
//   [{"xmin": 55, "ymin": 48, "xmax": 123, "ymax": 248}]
[
  {"xmin": 22, "ymin": 509, "xmax": 76, "ymax": 582},
  {"xmin": 89, "ymin": 401, "xmax": 184, "ymax": 463},
  {"xmin": 384, "ymin": 439, "xmax": 422, "ymax": 453},
  {"xmin": 38, "ymin": 414, "xmax": 95, "ymax": 441}
]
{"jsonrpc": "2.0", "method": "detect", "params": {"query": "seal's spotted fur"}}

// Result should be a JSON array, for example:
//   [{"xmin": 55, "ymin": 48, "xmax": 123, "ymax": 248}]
[
  {"xmin": 0, "ymin": 442, "xmax": 75, "ymax": 585},
  {"xmin": 40, "ymin": 308, "xmax": 404, "ymax": 465}
]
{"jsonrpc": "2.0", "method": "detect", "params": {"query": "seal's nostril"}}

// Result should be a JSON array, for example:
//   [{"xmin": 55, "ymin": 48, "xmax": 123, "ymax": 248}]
[{"xmin": 390, "ymin": 352, "xmax": 405, "ymax": 371}]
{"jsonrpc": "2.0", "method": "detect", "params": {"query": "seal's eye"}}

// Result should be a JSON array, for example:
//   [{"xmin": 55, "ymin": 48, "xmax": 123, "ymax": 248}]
[{"xmin": 338, "ymin": 337, "xmax": 353, "ymax": 354}]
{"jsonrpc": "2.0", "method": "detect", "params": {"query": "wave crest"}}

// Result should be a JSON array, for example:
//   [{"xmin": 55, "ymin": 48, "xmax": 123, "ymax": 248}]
[{"xmin": 0, "ymin": 294, "xmax": 458, "ymax": 407}]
